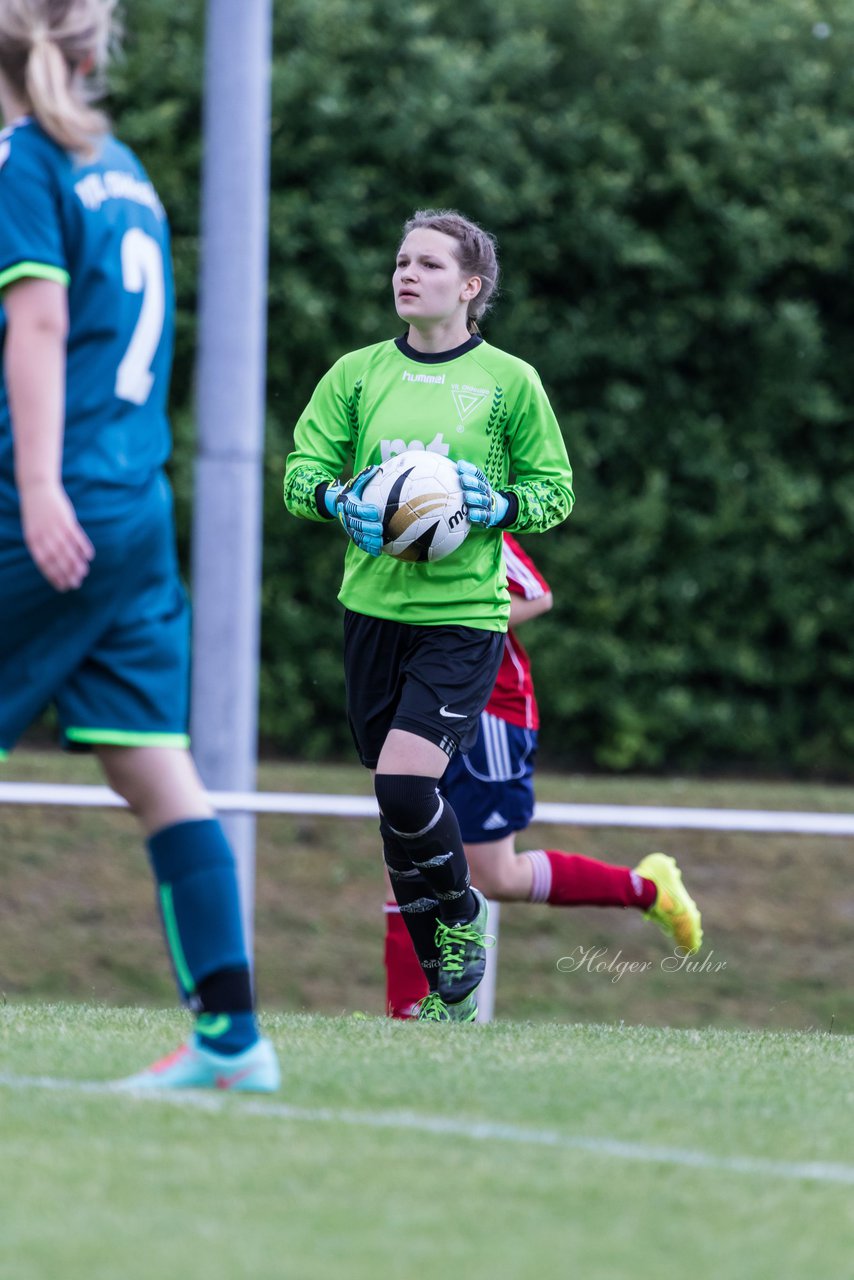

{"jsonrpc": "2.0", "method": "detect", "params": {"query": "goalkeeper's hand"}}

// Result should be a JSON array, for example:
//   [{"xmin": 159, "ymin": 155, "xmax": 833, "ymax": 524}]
[
  {"xmin": 324, "ymin": 466, "xmax": 384, "ymax": 556},
  {"xmin": 457, "ymin": 460, "xmax": 510, "ymax": 528}
]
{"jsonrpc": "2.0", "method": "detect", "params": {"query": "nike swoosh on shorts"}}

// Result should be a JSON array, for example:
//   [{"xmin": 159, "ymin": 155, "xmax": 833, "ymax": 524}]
[{"xmin": 439, "ymin": 705, "xmax": 467, "ymax": 719}]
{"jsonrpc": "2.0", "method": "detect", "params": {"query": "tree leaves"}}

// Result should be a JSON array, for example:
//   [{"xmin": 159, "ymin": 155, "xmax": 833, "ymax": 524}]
[{"xmin": 114, "ymin": 0, "xmax": 854, "ymax": 773}]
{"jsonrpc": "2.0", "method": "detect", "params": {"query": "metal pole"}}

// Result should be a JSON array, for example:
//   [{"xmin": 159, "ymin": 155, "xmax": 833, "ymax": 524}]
[
  {"xmin": 191, "ymin": 0, "xmax": 272, "ymax": 954},
  {"xmin": 476, "ymin": 901, "xmax": 500, "ymax": 1023}
]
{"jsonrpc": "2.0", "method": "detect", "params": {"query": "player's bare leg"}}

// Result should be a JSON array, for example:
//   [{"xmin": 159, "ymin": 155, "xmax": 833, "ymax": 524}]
[
  {"xmin": 464, "ymin": 834, "xmax": 533, "ymax": 900},
  {"xmin": 375, "ymin": 727, "xmax": 450, "ymax": 778},
  {"xmin": 96, "ymin": 745, "xmax": 212, "ymax": 834}
]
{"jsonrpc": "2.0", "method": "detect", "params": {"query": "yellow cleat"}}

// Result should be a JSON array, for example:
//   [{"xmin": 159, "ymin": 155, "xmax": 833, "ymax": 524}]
[{"xmin": 635, "ymin": 852, "xmax": 703, "ymax": 955}]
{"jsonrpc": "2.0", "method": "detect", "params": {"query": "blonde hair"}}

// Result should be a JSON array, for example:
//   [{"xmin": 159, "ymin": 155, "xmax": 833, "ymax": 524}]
[
  {"xmin": 0, "ymin": 0, "xmax": 117, "ymax": 158},
  {"xmin": 401, "ymin": 209, "xmax": 500, "ymax": 333}
]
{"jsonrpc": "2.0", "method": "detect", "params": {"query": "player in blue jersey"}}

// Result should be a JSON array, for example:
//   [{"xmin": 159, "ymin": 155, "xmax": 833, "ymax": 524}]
[{"xmin": 0, "ymin": 0, "xmax": 278, "ymax": 1091}]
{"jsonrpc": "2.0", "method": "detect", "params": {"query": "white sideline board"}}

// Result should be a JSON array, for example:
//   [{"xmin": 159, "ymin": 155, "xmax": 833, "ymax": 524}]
[{"xmin": 0, "ymin": 782, "xmax": 852, "ymax": 835}]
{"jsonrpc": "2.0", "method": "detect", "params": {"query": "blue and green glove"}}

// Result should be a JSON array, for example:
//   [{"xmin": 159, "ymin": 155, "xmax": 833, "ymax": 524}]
[
  {"xmin": 458, "ymin": 460, "xmax": 510, "ymax": 527},
  {"xmin": 324, "ymin": 466, "xmax": 384, "ymax": 556}
]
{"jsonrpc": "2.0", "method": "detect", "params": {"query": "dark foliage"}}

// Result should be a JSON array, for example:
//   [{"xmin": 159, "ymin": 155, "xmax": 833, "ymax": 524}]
[{"xmin": 114, "ymin": 0, "xmax": 854, "ymax": 773}]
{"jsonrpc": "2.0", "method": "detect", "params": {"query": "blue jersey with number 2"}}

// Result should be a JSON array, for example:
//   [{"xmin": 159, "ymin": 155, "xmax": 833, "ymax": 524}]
[{"xmin": 0, "ymin": 117, "xmax": 175, "ymax": 526}]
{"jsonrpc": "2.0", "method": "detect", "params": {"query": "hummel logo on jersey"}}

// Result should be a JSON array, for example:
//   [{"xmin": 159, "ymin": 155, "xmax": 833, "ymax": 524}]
[
  {"xmin": 439, "ymin": 705, "xmax": 466, "ymax": 719},
  {"xmin": 402, "ymin": 370, "xmax": 446, "ymax": 385},
  {"xmin": 483, "ymin": 811, "xmax": 508, "ymax": 831}
]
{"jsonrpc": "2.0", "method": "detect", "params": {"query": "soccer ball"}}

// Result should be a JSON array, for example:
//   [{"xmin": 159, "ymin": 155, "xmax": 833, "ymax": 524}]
[{"xmin": 362, "ymin": 450, "xmax": 470, "ymax": 562}]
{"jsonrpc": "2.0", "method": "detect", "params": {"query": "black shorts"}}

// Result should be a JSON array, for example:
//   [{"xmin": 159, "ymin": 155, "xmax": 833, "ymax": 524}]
[{"xmin": 343, "ymin": 610, "xmax": 505, "ymax": 769}]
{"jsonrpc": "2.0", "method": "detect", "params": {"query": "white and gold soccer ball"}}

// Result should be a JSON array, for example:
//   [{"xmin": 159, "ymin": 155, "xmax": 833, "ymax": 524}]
[{"xmin": 362, "ymin": 450, "xmax": 470, "ymax": 562}]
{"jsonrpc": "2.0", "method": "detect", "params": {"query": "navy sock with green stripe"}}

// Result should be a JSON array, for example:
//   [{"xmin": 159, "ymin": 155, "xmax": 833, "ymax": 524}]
[
  {"xmin": 195, "ymin": 1010, "xmax": 258, "ymax": 1055},
  {"xmin": 147, "ymin": 818, "xmax": 259, "ymax": 1054}
]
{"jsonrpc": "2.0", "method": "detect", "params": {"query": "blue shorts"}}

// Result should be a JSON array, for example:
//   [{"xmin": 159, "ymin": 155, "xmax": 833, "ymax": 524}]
[
  {"xmin": 440, "ymin": 711, "xmax": 537, "ymax": 843},
  {"xmin": 0, "ymin": 472, "xmax": 190, "ymax": 755}
]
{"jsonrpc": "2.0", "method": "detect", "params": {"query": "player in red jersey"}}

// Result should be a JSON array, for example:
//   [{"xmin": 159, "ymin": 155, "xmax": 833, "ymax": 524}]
[{"xmin": 384, "ymin": 534, "xmax": 703, "ymax": 1018}]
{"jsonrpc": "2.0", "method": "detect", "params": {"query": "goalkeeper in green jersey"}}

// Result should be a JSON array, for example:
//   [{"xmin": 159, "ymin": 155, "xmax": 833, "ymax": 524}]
[{"xmin": 284, "ymin": 208, "xmax": 574, "ymax": 1020}]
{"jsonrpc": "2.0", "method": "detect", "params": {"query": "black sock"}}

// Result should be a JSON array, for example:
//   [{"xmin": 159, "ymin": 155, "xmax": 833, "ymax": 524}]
[
  {"xmin": 374, "ymin": 774, "xmax": 477, "ymax": 924},
  {"xmin": 381, "ymin": 818, "xmax": 441, "ymax": 990}
]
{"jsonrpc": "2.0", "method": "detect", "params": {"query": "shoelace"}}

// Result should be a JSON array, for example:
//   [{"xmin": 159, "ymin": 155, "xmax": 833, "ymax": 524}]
[
  {"xmin": 434, "ymin": 918, "xmax": 488, "ymax": 975},
  {"xmin": 417, "ymin": 993, "xmax": 449, "ymax": 1020}
]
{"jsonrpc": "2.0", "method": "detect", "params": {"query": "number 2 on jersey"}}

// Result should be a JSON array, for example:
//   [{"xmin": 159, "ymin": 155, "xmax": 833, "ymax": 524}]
[{"xmin": 114, "ymin": 227, "xmax": 165, "ymax": 406}]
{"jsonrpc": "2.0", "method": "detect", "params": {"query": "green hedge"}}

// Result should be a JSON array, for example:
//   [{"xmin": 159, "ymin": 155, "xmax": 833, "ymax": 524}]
[{"xmin": 113, "ymin": 0, "xmax": 854, "ymax": 774}]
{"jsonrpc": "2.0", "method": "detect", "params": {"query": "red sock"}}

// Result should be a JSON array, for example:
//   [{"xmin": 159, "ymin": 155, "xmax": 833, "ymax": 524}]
[
  {"xmin": 523, "ymin": 850, "xmax": 657, "ymax": 910},
  {"xmin": 384, "ymin": 901, "xmax": 429, "ymax": 1019}
]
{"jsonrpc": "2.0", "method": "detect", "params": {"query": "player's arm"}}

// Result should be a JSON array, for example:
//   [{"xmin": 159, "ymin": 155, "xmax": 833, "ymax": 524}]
[
  {"xmin": 503, "ymin": 533, "xmax": 554, "ymax": 624},
  {"xmin": 284, "ymin": 355, "xmax": 366, "ymax": 522},
  {"xmin": 509, "ymin": 590, "xmax": 553, "ymax": 627},
  {"xmin": 3, "ymin": 277, "xmax": 94, "ymax": 591},
  {"xmin": 502, "ymin": 373, "xmax": 574, "ymax": 534}
]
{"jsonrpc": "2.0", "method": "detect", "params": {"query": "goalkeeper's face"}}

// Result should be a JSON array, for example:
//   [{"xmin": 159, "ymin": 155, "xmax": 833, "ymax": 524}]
[{"xmin": 393, "ymin": 228, "xmax": 481, "ymax": 330}]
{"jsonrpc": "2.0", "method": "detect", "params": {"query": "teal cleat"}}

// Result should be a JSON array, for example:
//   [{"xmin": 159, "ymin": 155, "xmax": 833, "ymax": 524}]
[
  {"xmin": 114, "ymin": 1035, "xmax": 281, "ymax": 1093},
  {"xmin": 435, "ymin": 888, "xmax": 491, "ymax": 1004}
]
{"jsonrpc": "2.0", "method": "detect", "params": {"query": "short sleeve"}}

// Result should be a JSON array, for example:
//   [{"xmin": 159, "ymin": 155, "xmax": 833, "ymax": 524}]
[
  {"xmin": 0, "ymin": 125, "xmax": 69, "ymax": 291},
  {"xmin": 502, "ymin": 532, "xmax": 550, "ymax": 599}
]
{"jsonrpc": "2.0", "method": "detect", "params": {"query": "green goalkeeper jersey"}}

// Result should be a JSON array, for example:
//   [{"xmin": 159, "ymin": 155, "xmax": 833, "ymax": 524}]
[{"xmin": 284, "ymin": 334, "xmax": 573, "ymax": 631}]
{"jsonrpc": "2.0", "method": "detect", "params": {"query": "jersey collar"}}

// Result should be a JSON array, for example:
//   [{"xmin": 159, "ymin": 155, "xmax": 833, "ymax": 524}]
[{"xmin": 394, "ymin": 333, "xmax": 483, "ymax": 364}]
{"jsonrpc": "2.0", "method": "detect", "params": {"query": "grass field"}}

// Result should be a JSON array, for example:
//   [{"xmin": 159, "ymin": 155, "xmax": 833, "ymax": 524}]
[
  {"xmin": 2, "ymin": 751, "xmax": 854, "ymax": 1277},
  {"xmin": 2, "ymin": 1003, "xmax": 853, "ymax": 1280}
]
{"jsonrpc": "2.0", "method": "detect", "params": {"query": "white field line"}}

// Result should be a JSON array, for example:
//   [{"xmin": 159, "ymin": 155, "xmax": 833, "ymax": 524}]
[
  {"xmin": 1, "ymin": 1073, "xmax": 853, "ymax": 1186},
  {"xmin": 0, "ymin": 781, "xmax": 853, "ymax": 835}
]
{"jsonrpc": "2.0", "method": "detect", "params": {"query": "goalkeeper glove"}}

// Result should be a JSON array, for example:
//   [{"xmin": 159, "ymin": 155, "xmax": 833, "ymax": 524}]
[
  {"xmin": 324, "ymin": 466, "xmax": 384, "ymax": 556},
  {"xmin": 458, "ymin": 460, "xmax": 510, "ymax": 527}
]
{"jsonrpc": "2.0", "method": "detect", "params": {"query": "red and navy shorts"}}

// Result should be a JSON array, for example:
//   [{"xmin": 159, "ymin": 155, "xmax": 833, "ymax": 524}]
[{"xmin": 440, "ymin": 711, "xmax": 537, "ymax": 843}]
